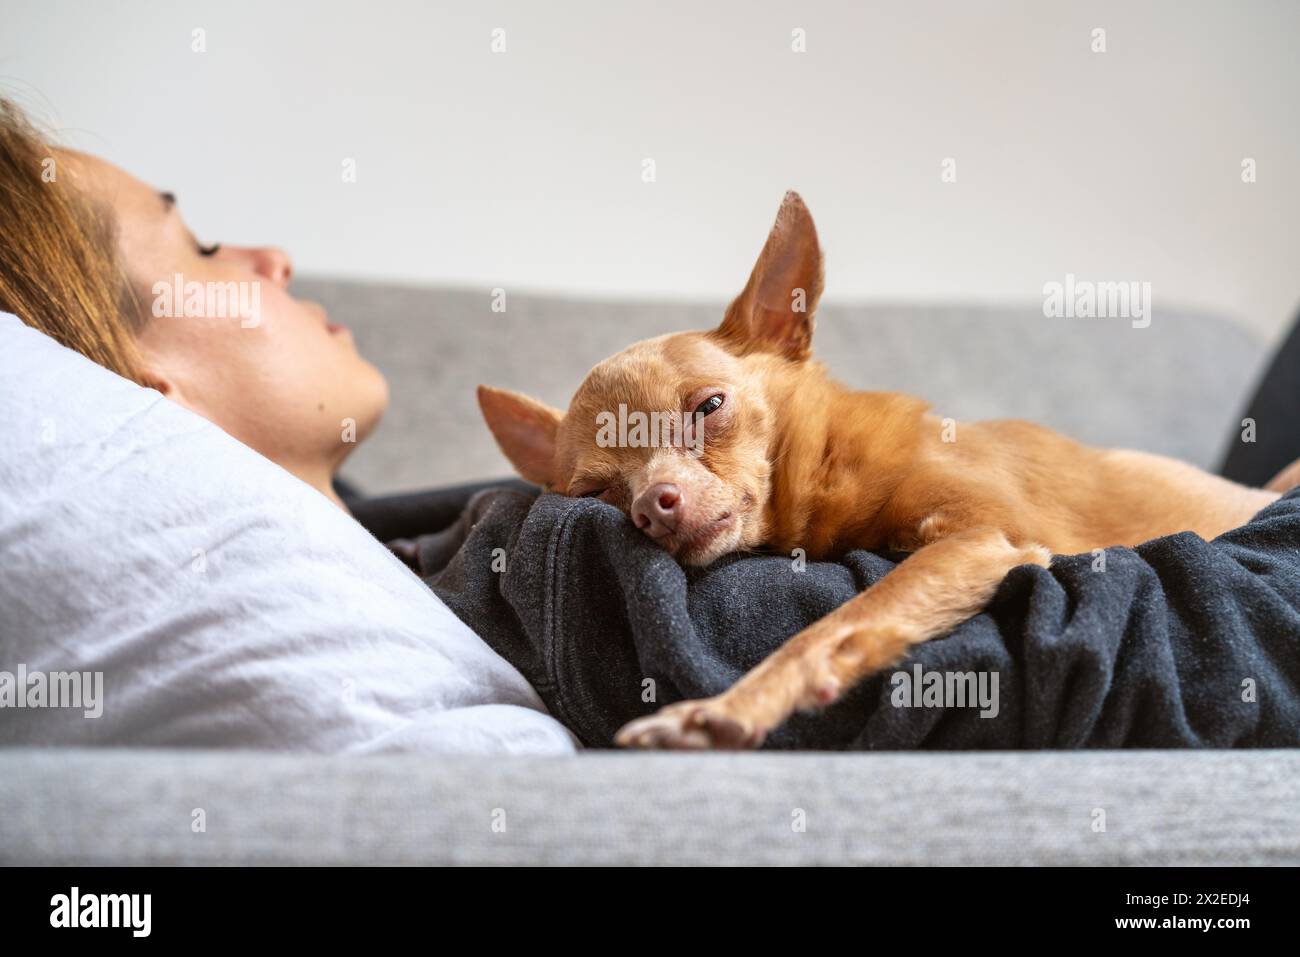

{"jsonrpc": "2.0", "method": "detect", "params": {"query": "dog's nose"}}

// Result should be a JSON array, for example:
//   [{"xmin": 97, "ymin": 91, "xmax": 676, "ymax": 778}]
[{"xmin": 632, "ymin": 483, "xmax": 682, "ymax": 539}]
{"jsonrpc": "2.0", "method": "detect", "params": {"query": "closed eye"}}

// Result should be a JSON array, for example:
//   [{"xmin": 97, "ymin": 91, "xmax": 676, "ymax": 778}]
[{"xmin": 198, "ymin": 241, "xmax": 221, "ymax": 257}]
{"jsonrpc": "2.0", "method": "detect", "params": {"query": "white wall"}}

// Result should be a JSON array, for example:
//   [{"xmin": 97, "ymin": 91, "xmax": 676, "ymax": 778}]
[{"xmin": 4, "ymin": 0, "xmax": 1297, "ymax": 340}]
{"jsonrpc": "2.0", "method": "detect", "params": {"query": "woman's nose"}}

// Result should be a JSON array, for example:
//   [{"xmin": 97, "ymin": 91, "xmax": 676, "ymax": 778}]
[{"xmin": 224, "ymin": 245, "xmax": 293, "ymax": 287}]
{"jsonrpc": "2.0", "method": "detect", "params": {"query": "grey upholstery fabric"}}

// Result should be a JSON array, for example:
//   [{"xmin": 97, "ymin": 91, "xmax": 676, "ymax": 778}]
[
  {"xmin": 2, "ymin": 749, "xmax": 1296, "ymax": 865},
  {"xmin": 299, "ymin": 279, "xmax": 1268, "ymax": 496}
]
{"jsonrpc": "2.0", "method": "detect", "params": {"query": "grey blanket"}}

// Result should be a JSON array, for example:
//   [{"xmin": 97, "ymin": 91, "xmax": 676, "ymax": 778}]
[{"xmin": 422, "ymin": 487, "xmax": 1300, "ymax": 749}]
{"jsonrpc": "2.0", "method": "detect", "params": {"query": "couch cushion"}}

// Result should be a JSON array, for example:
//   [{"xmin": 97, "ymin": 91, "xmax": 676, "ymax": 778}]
[
  {"xmin": 2, "ymin": 748, "xmax": 1295, "ymax": 865},
  {"xmin": 295, "ymin": 280, "xmax": 1266, "ymax": 495}
]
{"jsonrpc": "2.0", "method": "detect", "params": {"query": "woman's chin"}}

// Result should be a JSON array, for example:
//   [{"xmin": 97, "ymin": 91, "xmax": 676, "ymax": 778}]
[{"xmin": 349, "ymin": 359, "xmax": 391, "ymax": 443}]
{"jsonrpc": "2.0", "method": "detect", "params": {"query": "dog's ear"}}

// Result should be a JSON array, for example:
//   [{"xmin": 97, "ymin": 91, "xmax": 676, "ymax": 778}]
[
  {"xmin": 714, "ymin": 190, "xmax": 824, "ymax": 362},
  {"xmin": 477, "ymin": 385, "xmax": 562, "ymax": 486}
]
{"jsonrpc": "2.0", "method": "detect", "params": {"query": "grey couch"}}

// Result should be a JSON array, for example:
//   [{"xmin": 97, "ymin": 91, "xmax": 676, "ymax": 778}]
[{"xmin": 4, "ymin": 279, "xmax": 1296, "ymax": 866}]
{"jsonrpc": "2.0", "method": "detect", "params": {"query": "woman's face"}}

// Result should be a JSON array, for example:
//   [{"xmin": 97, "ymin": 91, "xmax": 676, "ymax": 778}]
[{"xmin": 63, "ymin": 150, "xmax": 388, "ymax": 492}]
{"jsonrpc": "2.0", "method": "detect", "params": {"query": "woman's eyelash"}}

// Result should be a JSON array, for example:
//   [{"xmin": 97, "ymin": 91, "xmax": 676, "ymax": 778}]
[{"xmin": 197, "ymin": 242, "xmax": 221, "ymax": 257}]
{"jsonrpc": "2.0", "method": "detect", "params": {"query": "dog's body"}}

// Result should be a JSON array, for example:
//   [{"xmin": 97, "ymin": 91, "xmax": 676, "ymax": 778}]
[{"xmin": 479, "ymin": 192, "xmax": 1292, "ymax": 749}]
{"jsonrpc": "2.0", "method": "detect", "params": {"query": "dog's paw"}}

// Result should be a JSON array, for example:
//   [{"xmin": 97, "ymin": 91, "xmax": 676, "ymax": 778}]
[{"xmin": 614, "ymin": 698, "xmax": 766, "ymax": 750}]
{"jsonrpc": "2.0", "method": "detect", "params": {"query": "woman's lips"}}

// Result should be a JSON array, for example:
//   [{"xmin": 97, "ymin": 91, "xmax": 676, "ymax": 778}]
[{"xmin": 308, "ymin": 301, "xmax": 349, "ymax": 337}]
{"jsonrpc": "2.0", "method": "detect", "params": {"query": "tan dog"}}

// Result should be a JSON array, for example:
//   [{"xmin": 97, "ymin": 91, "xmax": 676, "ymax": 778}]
[{"xmin": 478, "ymin": 191, "xmax": 1292, "ymax": 750}]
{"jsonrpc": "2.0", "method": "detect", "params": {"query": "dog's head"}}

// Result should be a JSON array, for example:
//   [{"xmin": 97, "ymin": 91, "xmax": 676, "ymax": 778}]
[{"xmin": 478, "ymin": 191, "xmax": 824, "ymax": 565}]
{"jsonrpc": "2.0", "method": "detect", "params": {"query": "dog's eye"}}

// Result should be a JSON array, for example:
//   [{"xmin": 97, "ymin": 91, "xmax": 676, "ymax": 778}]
[
  {"xmin": 694, "ymin": 394, "xmax": 724, "ymax": 417},
  {"xmin": 577, "ymin": 487, "xmax": 608, "ymax": 499}
]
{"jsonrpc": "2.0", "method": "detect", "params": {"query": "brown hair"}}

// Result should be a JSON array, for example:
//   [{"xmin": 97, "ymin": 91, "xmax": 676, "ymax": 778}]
[{"xmin": 0, "ymin": 97, "xmax": 142, "ymax": 381}]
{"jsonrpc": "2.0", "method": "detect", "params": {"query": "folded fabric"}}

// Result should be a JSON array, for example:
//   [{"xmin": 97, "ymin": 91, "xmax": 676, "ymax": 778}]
[{"xmin": 424, "ymin": 486, "xmax": 1300, "ymax": 749}]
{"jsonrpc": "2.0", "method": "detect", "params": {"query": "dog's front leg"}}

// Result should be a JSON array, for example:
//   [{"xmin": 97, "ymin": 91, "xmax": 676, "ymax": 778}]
[{"xmin": 615, "ymin": 525, "xmax": 1051, "ymax": 750}]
